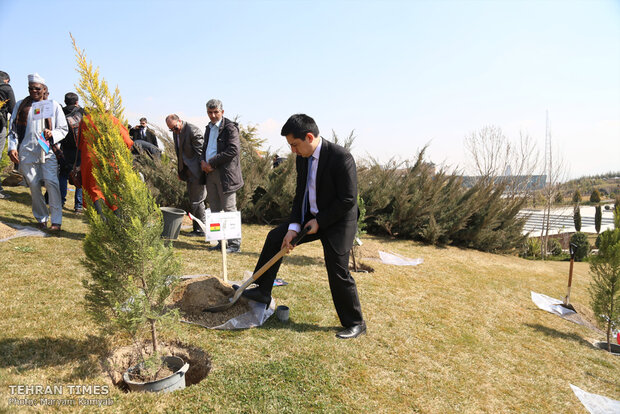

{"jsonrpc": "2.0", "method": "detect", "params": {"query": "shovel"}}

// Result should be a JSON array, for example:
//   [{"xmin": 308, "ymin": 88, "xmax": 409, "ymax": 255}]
[
  {"xmin": 204, "ymin": 226, "xmax": 311, "ymax": 313},
  {"xmin": 561, "ymin": 243, "xmax": 578, "ymax": 312}
]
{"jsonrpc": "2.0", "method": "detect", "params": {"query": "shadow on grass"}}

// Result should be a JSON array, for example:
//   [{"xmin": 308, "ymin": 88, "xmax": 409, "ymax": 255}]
[
  {"xmin": 53, "ymin": 228, "xmax": 87, "ymax": 241},
  {"xmin": 523, "ymin": 323, "xmax": 593, "ymax": 347},
  {"xmin": 0, "ymin": 335, "xmax": 106, "ymax": 380},
  {"xmin": 0, "ymin": 188, "xmax": 32, "ymax": 207},
  {"xmin": 260, "ymin": 318, "xmax": 340, "ymax": 333},
  {"xmin": 0, "ymin": 213, "xmax": 39, "ymax": 227}
]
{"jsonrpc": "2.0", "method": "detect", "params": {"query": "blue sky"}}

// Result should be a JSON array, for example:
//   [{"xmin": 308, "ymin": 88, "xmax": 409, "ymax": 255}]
[{"xmin": 1, "ymin": 0, "xmax": 618, "ymax": 178}]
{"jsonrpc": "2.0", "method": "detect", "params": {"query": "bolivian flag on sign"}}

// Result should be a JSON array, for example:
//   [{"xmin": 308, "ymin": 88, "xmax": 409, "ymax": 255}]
[{"xmin": 210, "ymin": 223, "xmax": 221, "ymax": 232}]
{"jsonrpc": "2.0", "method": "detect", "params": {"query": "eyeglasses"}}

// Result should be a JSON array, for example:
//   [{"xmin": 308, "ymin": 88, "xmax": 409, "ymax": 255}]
[
  {"xmin": 168, "ymin": 121, "xmax": 180, "ymax": 132},
  {"xmin": 28, "ymin": 87, "xmax": 42, "ymax": 91}
]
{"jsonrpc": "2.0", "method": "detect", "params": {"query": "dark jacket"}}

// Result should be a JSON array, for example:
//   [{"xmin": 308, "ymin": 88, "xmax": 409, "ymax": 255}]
[
  {"xmin": 174, "ymin": 121, "xmax": 204, "ymax": 182},
  {"xmin": 0, "ymin": 83, "xmax": 16, "ymax": 130},
  {"xmin": 130, "ymin": 127, "xmax": 158, "ymax": 148},
  {"xmin": 202, "ymin": 117, "xmax": 244, "ymax": 194},
  {"xmin": 290, "ymin": 138, "xmax": 358, "ymax": 255},
  {"xmin": 61, "ymin": 104, "xmax": 85, "ymax": 169}
]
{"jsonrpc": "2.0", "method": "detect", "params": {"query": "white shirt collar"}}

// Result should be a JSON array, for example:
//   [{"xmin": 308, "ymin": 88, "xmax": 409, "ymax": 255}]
[
  {"xmin": 311, "ymin": 137, "xmax": 322, "ymax": 160},
  {"xmin": 210, "ymin": 118, "xmax": 223, "ymax": 129}
]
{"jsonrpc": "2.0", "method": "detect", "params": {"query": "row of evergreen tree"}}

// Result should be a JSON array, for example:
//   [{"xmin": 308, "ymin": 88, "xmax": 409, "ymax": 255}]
[{"xmin": 137, "ymin": 128, "xmax": 528, "ymax": 253}]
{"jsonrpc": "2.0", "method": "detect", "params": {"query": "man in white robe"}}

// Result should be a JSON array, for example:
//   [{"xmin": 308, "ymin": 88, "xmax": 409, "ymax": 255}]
[{"xmin": 7, "ymin": 73, "xmax": 68, "ymax": 231}]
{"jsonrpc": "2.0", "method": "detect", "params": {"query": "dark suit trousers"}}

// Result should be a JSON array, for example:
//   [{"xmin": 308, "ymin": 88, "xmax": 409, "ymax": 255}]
[
  {"xmin": 253, "ymin": 223, "xmax": 364, "ymax": 328},
  {"xmin": 186, "ymin": 177, "xmax": 206, "ymax": 232}
]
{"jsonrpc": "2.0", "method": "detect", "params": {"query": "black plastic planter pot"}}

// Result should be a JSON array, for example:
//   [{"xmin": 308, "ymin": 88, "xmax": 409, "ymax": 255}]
[
  {"xmin": 123, "ymin": 355, "xmax": 190, "ymax": 393},
  {"xmin": 160, "ymin": 207, "xmax": 185, "ymax": 240}
]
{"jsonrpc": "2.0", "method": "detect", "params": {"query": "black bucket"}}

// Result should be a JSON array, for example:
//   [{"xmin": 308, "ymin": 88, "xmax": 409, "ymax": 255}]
[{"xmin": 160, "ymin": 207, "xmax": 185, "ymax": 240}]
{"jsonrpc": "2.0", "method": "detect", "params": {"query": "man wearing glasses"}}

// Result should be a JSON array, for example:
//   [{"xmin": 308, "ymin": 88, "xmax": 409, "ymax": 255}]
[
  {"xmin": 165, "ymin": 114, "xmax": 207, "ymax": 237},
  {"xmin": 8, "ymin": 73, "xmax": 68, "ymax": 231}
]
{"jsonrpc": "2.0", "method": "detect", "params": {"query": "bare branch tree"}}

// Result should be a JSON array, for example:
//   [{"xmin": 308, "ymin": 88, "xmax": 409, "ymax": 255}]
[
  {"xmin": 464, "ymin": 125, "xmax": 540, "ymax": 197},
  {"xmin": 540, "ymin": 132, "xmax": 568, "ymax": 258}
]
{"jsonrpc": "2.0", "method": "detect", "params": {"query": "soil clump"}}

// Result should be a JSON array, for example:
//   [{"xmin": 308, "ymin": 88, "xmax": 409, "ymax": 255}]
[
  {"xmin": 0, "ymin": 222, "xmax": 18, "ymax": 239},
  {"xmin": 170, "ymin": 276, "xmax": 252, "ymax": 327}
]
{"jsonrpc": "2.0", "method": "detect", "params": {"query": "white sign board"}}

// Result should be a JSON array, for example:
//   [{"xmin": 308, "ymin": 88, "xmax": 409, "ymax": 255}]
[
  {"xmin": 31, "ymin": 100, "xmax": 54, "ymax": 120},
  {"xmin": 203, "ymin": 211, "xmax": 242, "ymax": 241}
]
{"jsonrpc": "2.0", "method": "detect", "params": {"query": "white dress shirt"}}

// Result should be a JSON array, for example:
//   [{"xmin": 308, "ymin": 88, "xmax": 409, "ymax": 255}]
[
  {"xmin": 205, "ymin": 118, "xmax": 222, "ymax": 162},
  {"xmin": 289, "ymin": 137, "xmax": 322, "ymax": 233}
]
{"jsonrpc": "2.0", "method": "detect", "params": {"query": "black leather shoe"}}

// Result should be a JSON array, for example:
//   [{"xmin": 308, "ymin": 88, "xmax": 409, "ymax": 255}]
[
  {"xmin": 336, "ymin": 323, "xmax": 366, "ymax": 339},
  {"xmin": 241, "ymin": 287, "xmax": 271, "ymax": 305},
  {"xmin": 226, "ymin": 246, "xmax": 240, "ymax": 253},
  {"xmin": 208, "ymin": 243, "xmax": 222, "ymax": 251},
  {"xmin": 188, "ymin": 230, "xmax": 205, "ymax": 237}
]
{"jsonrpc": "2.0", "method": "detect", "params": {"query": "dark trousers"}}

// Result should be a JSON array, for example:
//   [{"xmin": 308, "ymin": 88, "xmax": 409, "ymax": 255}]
[
  {"xmin": 253, "ymin": 223, "xmax": 364, "ymax": 328},
  {"xmin": 59, "ymin": 171, "xmax": 83, "ymax": 210},
  {"xmin": 186, "ymin": 179, "xmax": 206, "ymax": 233}
]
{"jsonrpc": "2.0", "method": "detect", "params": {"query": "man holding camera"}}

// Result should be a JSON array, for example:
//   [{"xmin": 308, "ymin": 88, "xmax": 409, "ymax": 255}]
[{"xmin": 130, "ymin": 117, "xmax": 158, "ymax": 148}]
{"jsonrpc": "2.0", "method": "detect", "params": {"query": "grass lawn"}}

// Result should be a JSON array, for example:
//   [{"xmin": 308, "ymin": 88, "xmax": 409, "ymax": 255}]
[{"xmin": 0, "ymin": 186, "xmax": 618, "ymax": 413}]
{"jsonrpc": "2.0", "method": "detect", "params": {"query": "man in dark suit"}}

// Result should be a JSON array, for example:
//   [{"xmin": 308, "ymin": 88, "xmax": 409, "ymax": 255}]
[
  {"xmin": 200, "ymin": 99, "xmax": 243, "ymax": 253},
  {"xmin": 130, "ymin": 117, "xmax": 159, "ymax": 148},
  {"xmin": 242, "ymin": 114, "xmax": 366, "ymax": 339},
  {"xmin": 166, "ymin": 114, "xmax": 206, "ymax": 236},
  {"xmin": 0, "ymin": 70, "xmax": 16, "ymax": 197}
]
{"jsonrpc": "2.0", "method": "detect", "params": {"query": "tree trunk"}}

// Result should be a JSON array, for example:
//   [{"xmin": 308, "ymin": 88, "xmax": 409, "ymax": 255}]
[
  {"xmin": 350, "ymin": 249, "xmax": 358, "ymax": 272},
  {"xmin": 607, "ymin": 299, "xmax": 615, "ymax": 352},
  {"xmin": 607, "ymin": 321, "xmax": 611, "ymax": 353},
  {"xmin": 150, "ymin": 319, "xmax": 158, "ymax": 354}
]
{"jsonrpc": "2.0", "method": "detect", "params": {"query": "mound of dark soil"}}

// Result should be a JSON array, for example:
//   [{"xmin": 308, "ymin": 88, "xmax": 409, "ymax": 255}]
[{"xmin": 170, "ymin": 276, "xmax": 252, "ymax": 327}]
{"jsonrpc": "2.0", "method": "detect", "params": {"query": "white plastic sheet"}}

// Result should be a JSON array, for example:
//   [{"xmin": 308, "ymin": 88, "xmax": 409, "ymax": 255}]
[
  {"xmin": 378, "ymin": 251, "xmax": 423, "ymax": 266},
  {"xmin": 182, "ymin": 299, "xmax": 275, "ymax": 330},
  {"xmin": 570, "ymin": 384, "xmax": 620, "ymax": 414},
  {"xmin": 530, "ymin": 291, "xmax": 576, "ymax": 316},
  {"xmin": 0, "ymin": 222, "xmax": 47, "ymax": 242}
]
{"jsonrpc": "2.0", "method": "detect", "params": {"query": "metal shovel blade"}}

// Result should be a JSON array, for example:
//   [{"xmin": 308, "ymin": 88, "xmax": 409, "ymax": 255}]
[{"xmin": 204, "ymin": 226, "xmax": 310, "ymax": 313}]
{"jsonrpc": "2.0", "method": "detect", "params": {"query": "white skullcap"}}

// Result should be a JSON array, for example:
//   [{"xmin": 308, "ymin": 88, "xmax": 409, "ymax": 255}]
[{"xmin": 28, "ymin": 73, "xmax": 46, "ymax": 85}]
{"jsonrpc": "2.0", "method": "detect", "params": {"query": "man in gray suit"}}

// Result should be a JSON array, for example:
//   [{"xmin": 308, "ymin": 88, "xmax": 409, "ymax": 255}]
[{"xmin": 166, "ymin": 114, "xmax": 206, "ymax": 237}]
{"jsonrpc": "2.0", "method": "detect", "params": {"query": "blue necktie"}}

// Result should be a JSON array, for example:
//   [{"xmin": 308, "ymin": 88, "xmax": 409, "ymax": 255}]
[{"xmin": 301, "ymin": 156, "xmax": 314, "ymax": 223}]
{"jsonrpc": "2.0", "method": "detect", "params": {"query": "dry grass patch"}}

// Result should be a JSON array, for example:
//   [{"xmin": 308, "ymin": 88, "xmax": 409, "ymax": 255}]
[{"xmin": 0, "ymin": 186, "xmax": 618, "ymax": 413}]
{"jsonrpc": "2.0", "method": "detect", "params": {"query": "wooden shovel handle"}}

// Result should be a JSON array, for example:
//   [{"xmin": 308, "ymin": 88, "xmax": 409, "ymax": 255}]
[{"xmin": 248, "ymin": 226, "xmax": 311, "ymax": 284}]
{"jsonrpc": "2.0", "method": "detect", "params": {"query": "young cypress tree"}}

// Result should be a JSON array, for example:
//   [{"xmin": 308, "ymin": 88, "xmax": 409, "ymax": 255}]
[
  {"xmin": 72, "ymin": 35, "xmax": 180, "ymax": 355},
  {"xmin": 573, "ymin": 205, "xmax": 582, "ymax": 232},
  {"xmin": 590, "ymin": 188, "xmax": 601, "ymax": 203},
  {"xmin": 588, "ymin": 211, "xmax": 620, "ymax": 351},
  {"xmin": 595, "ymin": 205, "xmax": 602, "ymax": 234},
  {"xmin": 572, "ymin": 190, "xmax": 581, "ymax": 203}
]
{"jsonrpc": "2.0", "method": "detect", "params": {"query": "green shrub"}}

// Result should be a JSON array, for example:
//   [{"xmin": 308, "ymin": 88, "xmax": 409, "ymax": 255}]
[
  {"xmin": 572, "ymin": 190, "xmax": 581, "ymax": 203},
  {"xmin": 595, "ymin": 205, "xmax": 602, "ymax": 234},
  {"xmin": 521, "ymin": 238, "xmax": 541, "ymax": 259},
  {"xmin": 570, "ymin": 232, "xmax": 590, "ymax": 261},
  {"xmin": 554, "ymin": 192, "xmax": 563, "ymax": 204},
  {"xmin": 549, "ymin": 239, "xmax": 562, "ymax": 256},
  {"xmin": 590, "ymin": 188, "xmax": 601, "ymax": 203},
  {"xmin": 588, "ymin": 224, "xmax": 620, "ymax": 349},
  {"xmin": 358, "ymin": 147, "xmax": 527, "ymax": 252}
]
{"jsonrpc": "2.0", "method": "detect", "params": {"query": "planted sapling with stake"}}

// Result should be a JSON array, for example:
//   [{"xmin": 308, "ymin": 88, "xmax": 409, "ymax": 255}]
[{"xmin": 72, "ymin": 35, "xmax": 181, "ymax": 378}]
